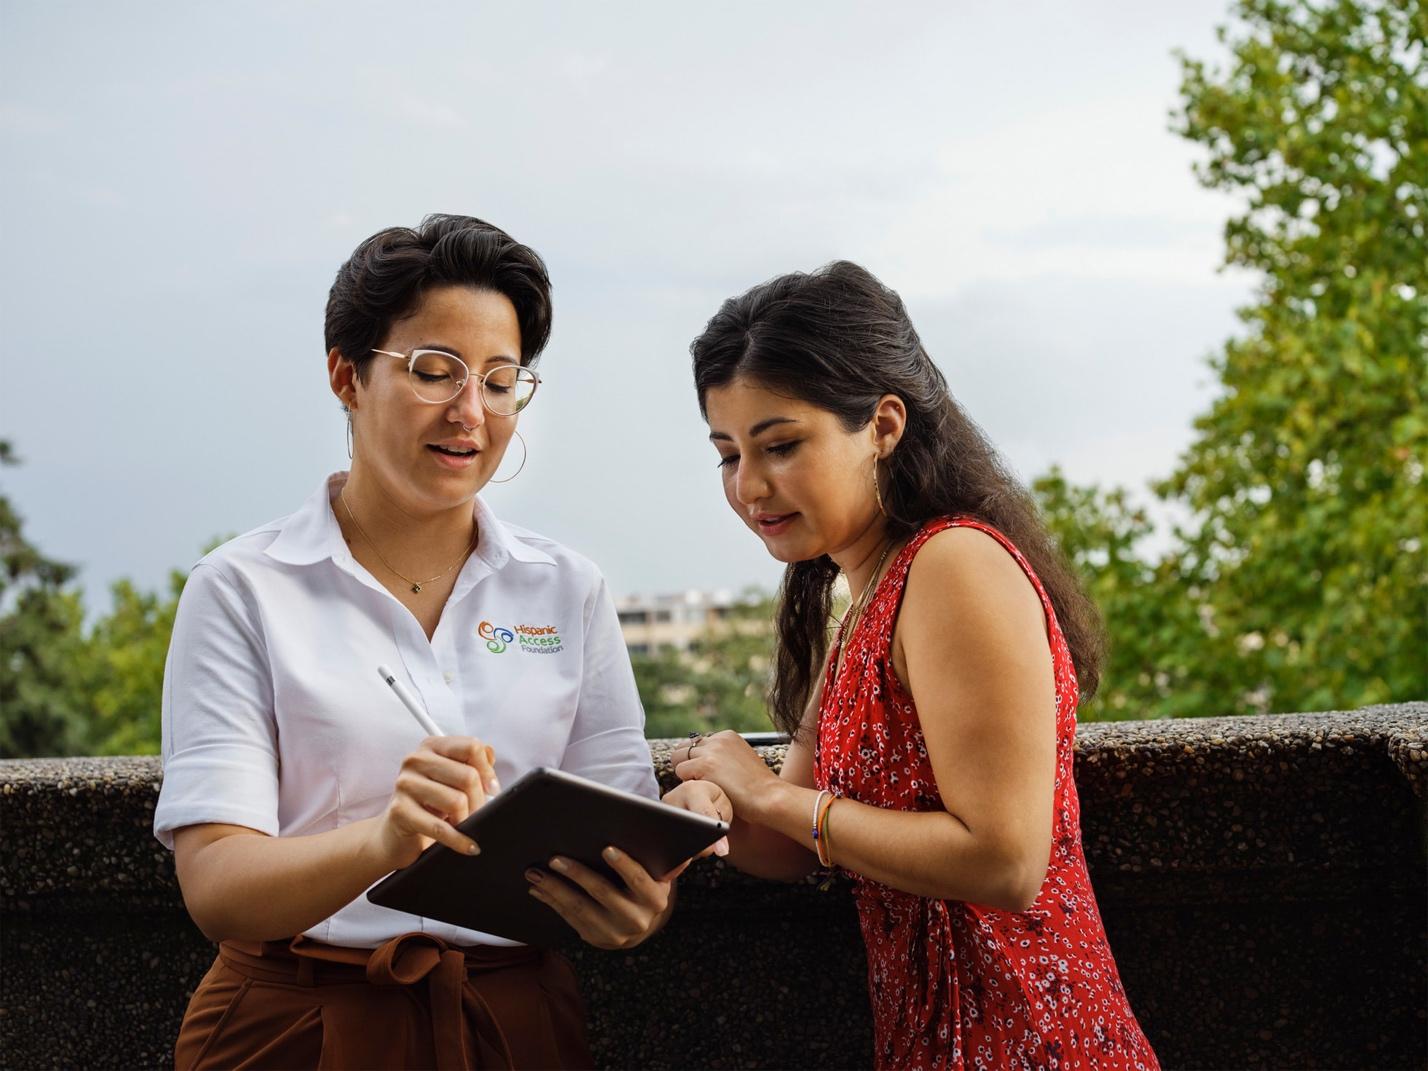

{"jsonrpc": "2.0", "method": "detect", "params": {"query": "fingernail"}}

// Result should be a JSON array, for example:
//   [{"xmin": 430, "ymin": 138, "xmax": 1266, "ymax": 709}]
[
  {"xmin": 490, "ymin": 779, "xmax": 503, "ymax": 794},
  {"xmin": 715, "ymin": 838, "xmax": 729, "ymax": 857},
  {"xmin": 467, "ymin": 841, "xmax": 481, "ymax": 856},
  {"xmin": 525, "ymin": 869, "xmax": 543, "ymax": 884},
  {"xmin": 549, "ymin": 857, "xmax": 568, "ymax": 872},
  {"xmin": 602, "ymin": 846, "xmax": 620, "ymax": 861}
]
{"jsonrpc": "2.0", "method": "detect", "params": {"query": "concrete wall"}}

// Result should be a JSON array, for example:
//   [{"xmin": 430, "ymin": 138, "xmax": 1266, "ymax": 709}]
[{"xmin": 2, "ymin": 703, "xmax": 1424, "ymax": 1069}]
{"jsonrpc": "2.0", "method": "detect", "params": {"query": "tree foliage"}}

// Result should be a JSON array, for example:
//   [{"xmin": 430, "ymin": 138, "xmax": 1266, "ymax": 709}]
[
  {"xmin": 632, "ymin": 594, "xmax": 780, "ymax": 738},
  {"xmin": 1160, "ymin": 0, "xmax": 1427, "ymax": 712},
  {"xmin": 1, "ymin": 440, "xmax": 188, "ymax": 757},
  {"xmin": 1031, "ymin": 470, "xmax": 1208, "ymax": 719},
  {"xmin": 0, "ymin": 441, "xmax": 92, "ymax": 757},
  {"xmin": 82, "ymin": 573, "xmax": 184, "ymax": 755}
]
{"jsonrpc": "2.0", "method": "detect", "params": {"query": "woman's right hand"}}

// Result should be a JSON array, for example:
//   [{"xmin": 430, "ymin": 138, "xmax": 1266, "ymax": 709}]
[{"xmin": 370, "ymin": 735, "xmax": 499, "ymax": 870}]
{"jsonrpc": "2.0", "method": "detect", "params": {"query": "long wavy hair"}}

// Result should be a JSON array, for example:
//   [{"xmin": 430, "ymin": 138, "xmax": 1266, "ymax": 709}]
[{"xmin": 691, "ymin": 260, "xmax": 1104, "ymax": 738}]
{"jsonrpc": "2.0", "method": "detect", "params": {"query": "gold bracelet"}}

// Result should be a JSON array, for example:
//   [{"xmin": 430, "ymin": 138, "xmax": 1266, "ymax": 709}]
[
  {"xmin": 821, "ymin": 797, "xmax": 836, "ymax": 867},
  {"xmin": 815, "ymin": 794, "xmax": 836, "ymax": 867},
  {"xmin": 816, "ymin": 799, "xmax": 833, "ymax": 868},
  {"xmin": 810, "ymin": 789, "xmax": 831, "ymax": 857}
]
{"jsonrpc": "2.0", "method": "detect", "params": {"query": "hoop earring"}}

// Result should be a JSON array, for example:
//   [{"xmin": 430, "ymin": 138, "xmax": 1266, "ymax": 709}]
[
  {"xmin": 489, "ymin": 430, "xmax": 527, "ymax": 484},
  {"xmin": 872, "ymin": 454, "xmax": 886, "ymax": 517}
]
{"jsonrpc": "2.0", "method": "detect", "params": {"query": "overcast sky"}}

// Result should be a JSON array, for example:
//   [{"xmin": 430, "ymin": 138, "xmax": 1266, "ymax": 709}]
[{"xmin": 0, "ymin": 1, "xmax": 1254, "ymax": 609}]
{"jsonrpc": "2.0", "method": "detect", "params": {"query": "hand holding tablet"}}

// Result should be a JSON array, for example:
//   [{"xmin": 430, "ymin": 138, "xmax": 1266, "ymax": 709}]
[{"xmin": 368, "ymin": 767, "xmax": 728, "ymax": 946}]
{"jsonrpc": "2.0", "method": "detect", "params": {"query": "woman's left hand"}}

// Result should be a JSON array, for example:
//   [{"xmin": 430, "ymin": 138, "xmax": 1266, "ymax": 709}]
[
  {"xmin": 662, "ymin": 780, "xmax": 732, "ymax": 857},
  {"xmin": 671, "ymin": 730, "xmax": 780, "ymax": 818},
  {"xmin": 525, "ymin": 847, "xmax": 674, "ymax": 951}
]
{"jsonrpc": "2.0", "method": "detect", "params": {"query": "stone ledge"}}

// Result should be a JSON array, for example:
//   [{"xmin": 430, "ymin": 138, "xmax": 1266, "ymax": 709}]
[
  {"xmin": 2, "ymin": 702, "xmax": 1425, "ymax": 1069},
  {"xmin": 7, "ymin": 705, "xmax": 1421, "ymax": 903}
]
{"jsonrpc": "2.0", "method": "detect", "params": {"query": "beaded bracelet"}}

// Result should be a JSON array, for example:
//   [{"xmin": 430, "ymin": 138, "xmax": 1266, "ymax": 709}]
[{"xmin": 810, "ymin": 789, "xmax": 831, "ymax": 854}]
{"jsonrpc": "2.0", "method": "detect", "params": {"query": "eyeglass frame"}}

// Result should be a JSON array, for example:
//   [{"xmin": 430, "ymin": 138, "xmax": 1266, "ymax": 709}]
[{"xmin": 369, "ymin": 348, "xmax": 541, "ymax": 415}]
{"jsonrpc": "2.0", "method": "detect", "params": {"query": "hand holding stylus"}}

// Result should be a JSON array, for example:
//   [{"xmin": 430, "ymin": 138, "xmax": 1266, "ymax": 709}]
[{"xmin": 370, "ymin": 664, "xmax": 502, "ymax": 869}]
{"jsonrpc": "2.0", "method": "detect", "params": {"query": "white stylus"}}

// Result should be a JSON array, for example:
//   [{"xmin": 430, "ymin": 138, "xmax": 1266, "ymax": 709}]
[
  {"xmin": 376, "ymin": 663, "xmax": 443, "ymax": 737},
  {"xmin": 376, "ymin": 663, "xmax": 501, "ymax": 795}
]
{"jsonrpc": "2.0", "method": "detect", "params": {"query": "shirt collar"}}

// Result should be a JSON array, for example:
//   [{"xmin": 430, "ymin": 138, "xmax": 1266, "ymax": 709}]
[
  {"xmin": 264, "ymin": 472, "xmax": 555, "ymax": 569},
  {"xmin": 264, "ymin": 473, "xmax": 346, "ymax": 566},
  {"xmin": 470, "ymin": 493, "xmax": 556, "ymax": 568}
]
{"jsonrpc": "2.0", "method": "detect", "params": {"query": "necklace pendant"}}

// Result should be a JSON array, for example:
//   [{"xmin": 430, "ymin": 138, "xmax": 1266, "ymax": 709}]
[{"xmin": 411, "ymin": 583, "xmax": 422, "ymax": 594}]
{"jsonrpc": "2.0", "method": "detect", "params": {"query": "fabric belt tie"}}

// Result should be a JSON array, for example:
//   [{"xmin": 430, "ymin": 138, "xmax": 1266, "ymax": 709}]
[
  {"xmin": 361, "ymin": 933, "xmax": 515, "ymax": 1071},
  {"xmin": 219, "ymin": 933, "xmax": 530, "ymax": 1070}
]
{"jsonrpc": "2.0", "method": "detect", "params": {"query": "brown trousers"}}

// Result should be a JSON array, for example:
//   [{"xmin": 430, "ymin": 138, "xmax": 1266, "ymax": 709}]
[{"xmin": 174, "ymin": 932, "xmax": 594, "ymax": 1070}]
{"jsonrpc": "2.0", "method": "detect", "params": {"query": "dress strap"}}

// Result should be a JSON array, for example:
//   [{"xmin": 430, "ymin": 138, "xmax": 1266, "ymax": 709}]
[
  {"xmin": 859, "ymin": 516, "xmax": 1065, "ymax": 667},
  {"xmin": 935, "ymin": 517, "xmax": 1059, "ymax": 624},
  {"xmin": 845, "ymin": 517, "xmax": 962, "ymax": 665}
]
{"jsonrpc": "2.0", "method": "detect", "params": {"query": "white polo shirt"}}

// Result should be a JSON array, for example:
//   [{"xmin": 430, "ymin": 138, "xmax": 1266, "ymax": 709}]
[{"xmin": 154, "ymin": 472, "xmax": 658, "ymax": 948}]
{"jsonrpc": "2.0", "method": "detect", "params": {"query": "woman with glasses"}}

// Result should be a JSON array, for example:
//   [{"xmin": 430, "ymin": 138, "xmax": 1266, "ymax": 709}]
[
  {"xmin": 154, "ymin": 215, "xmax": 726, "ymax": 1069},
  {"xmin": 670, "ymin": 262, "xmax": 1159, "ymax": 1069}
]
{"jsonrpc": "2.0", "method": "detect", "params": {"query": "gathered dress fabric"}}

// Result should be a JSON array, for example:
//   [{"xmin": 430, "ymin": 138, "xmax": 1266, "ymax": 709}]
[
  {"xmin": 814, "ymin": 517, "xmax": 1159, "ymax": 1071},
  {"xmin": 174, "ymin": 932, "xmax": 593, "ymax": 1070}
]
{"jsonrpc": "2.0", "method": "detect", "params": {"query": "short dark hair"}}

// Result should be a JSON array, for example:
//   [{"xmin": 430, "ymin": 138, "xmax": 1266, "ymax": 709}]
[{"xmin": 325, "ymin": 213, "xmax": 553, "ymax": 379}]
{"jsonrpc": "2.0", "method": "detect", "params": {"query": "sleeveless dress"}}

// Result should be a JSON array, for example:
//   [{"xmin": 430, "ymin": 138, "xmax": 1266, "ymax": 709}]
[{"xmin": 814, "ymin": 518, "xmax": 1159, "ymax": 1071}]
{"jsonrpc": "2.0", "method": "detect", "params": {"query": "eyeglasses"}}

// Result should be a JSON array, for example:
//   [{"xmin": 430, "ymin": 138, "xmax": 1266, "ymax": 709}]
[{"xmin": 371, "ymin": 348, "xmax": 540, "ymax": 415}]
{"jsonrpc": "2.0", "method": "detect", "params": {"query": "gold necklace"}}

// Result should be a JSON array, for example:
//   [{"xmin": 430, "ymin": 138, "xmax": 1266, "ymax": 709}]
[
  {"xmin": 835, "ymin": 539, "xmax": 894, "ymax": 677},
  {"xmin": 339, "ymin": 490, "xmax": 477, "ymax": 595}
]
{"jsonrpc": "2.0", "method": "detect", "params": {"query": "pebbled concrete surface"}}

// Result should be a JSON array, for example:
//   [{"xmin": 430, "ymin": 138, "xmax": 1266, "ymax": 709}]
[{"xmin": 2, "ymin": 703, "xmax": 1424, "ymax": 1069}]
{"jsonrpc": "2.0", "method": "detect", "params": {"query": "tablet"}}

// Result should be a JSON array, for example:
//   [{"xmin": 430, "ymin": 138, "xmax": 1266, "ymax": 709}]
[{"xmin": 366, "ymin": 766, "xmax": 727, "ymax": 947}]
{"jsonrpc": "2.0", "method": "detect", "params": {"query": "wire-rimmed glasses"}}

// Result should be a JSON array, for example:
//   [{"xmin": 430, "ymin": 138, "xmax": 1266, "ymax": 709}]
[{"xmin": 371, "ymin": 348, "xmax": 540, "ymax": 415}]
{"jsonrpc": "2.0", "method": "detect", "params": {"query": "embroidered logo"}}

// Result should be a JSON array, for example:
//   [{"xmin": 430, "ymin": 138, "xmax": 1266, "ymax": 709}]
[
  {"xmin": 478, "ymin": 621, "xmax": 515, "ymax": 653},
  {"xmin": 513, "ymin": 623, "xmax": 563, "ymax": 655},
  {"xmin": 477, "ymin": 620, "xmax": 563, "ymax": 655}
]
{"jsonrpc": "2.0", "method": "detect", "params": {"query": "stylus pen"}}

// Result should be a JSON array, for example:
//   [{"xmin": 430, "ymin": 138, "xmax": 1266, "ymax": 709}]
[
  {"xmin": 376, "ymin": 664, "xmax": 503, "ymax": 796},
  {"xmin": 376, "ymin": 663, "xmax": 443, "ymax": 737}
]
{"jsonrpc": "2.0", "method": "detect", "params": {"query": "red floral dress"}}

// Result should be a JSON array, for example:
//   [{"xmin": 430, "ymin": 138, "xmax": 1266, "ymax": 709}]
[{"xmin": 814, "ymin": 518, "xmax": 1159, "ymax": 1071}]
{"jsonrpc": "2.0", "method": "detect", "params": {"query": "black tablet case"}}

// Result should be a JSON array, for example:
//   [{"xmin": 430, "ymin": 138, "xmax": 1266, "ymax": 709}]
[{"xmin": 366, "ymin": 767, "xmax": 727, "ymax": 946}]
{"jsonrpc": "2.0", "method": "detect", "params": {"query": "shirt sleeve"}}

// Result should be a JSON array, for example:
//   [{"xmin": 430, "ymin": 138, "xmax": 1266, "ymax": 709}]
[
  {"xmin": 153, "ymin": 562, "xmax": 281, "ymax": 849},
  {"xmin": 558, "ymin": 575, "xmax": 660, "ymax": 801}
]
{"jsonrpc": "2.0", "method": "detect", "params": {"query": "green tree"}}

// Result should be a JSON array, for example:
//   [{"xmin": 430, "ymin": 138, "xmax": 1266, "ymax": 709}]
[
  {"xmin": 0, "ymin": 440, "xmax": 92, "ymax": 757},
  {"xmin": 82, "ymin": 572, "xmax": 185, "ymax": 755},
  {"xmin": 1033, "ymin": 470, "xmax": 1200, "ymax": 719},
  {"xmin": 2, "ymin": 440, "xmax": 196, "ymax": 757},
  {"xmin": 631, "ymin": 642, "xmax": 701, "ymax": 737},
  {"xmin": 1161, "ymin": 0, "xmax": 1427, "ymax": 713},
  {"xmin": 632, "ymin": 593, "xmax": 780, "ymax": 737}
]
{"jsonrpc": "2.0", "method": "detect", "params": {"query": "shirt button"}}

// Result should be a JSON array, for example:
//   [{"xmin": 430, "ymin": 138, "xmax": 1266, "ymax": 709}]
[{"xmin": 443, "ymin": 672, "xmax": 454, "ymax": 684}]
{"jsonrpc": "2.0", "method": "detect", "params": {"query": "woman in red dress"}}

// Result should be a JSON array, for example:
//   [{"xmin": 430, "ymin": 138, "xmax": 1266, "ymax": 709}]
[{"xmin": 671, "ymin": 261, "xmax": 1160, "ymax": 1070}]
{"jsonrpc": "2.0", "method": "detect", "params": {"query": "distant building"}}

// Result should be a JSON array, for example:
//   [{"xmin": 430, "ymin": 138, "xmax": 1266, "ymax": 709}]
[{"xmin": 615, "ymin": 589, "xmax": 746, "ymax": 655}]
